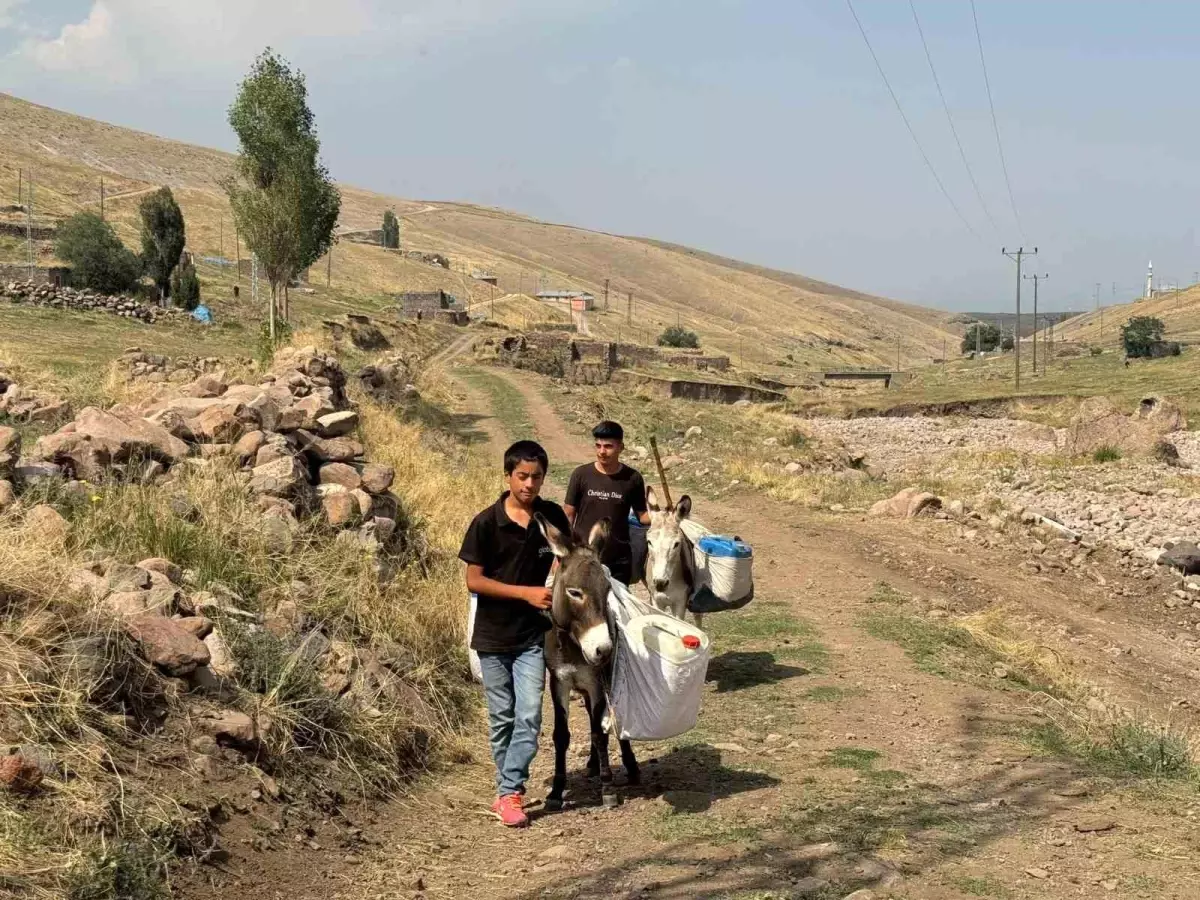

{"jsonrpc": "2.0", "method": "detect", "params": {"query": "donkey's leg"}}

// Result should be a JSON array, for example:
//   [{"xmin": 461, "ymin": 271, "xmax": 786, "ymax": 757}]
[
  {"xmin": 693, "ymin": 612, "xmax": 705, "ymax": 631},
  {"xmin": 618, "ymin": 738, "xmax": 640, "ymax": 786},
  {"xmin": 545, "ymin": 673, "xmax": 570, "ymax": 811},
  {"xmin": 587, "ymin": 691, "xmax": 617, "ymax": 807}
]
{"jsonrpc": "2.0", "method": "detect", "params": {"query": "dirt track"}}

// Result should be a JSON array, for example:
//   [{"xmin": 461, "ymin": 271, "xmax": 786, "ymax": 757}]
[
  {"xmin": 187, "ymin": 365, "xmax": 1200, "ymax": 900},
  {"xmin": 326, "ymin": 368, "xmax": 1198, "ymax": 900}
]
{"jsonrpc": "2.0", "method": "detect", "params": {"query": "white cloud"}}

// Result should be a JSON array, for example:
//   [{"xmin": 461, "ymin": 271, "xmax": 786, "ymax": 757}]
[
  {"xmin": 0, "ymin": 0, "xmax": 26, "ymax": 29},
  {"xmin": 7, "ymin": 0, "xmax": 602, "ymax": 86}
]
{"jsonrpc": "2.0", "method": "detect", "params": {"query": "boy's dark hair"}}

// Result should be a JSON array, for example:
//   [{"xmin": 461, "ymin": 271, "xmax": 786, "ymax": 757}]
[
  {"xmin": 592, "ymin": 420, "xmax": 624, "ymax": 442},
  {"xmin": 503, "ymin": 440, "xmax": 549, "ymax": 475}
]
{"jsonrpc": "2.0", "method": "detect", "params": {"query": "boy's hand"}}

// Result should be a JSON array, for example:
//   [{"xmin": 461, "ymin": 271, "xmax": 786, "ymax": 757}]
[{"xmin": 524, "ymin": 586, "xmax": 553, "ymax": 610}]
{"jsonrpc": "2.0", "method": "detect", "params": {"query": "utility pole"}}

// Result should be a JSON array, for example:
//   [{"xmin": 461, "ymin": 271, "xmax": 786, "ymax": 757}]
[
  {"xmin": 17, "ymin": 169, "xmax": 21, "ymax": 208},
  {"xmin": 490, "ymin": 282, "xmax": 495, "ymax": 320},
  {"xmin": 942, "ymin": 337, "xmax": 947, "ymax": 380},
  {"xmin": 327, "ymin": 244, "xmax": 332, "ymax": 286},
  {"xmin": 1002, "ymin": 247, "xmax": 1037, "ymax": 390},
  {"xmin": 975, "ymin": 318, "xmax": 981, "ymax": 356},
  {"xmin": 604, "ymin": 277, "xmax": 610, "ymax": 311},
  {"xmin": 895, "ymin": 333, "xmax": 901, "ymax": 372},
  {"xmin": 1094, "ymin": 282, "xmax": 1102, "ymax": 342},
  {"xmin": 235, "ymin": 227, "xmax": 241, "ymax": 282},
  {"xmin": 1024, "ymin": 272, "xmax": 1048, "ymax": 374},
  {"xmin": 219, "ymin": 219, "xmax": 224, "ymax": 258},
  {"xmin": 99, "ymin": 177, "xmax": 105, "ymax": 221},
  {"xmin": 26, "ymin": 171, "xmax": 34, "ymax": 279}
]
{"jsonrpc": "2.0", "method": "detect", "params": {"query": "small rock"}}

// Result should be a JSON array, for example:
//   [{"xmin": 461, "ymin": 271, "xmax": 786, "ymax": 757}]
[
  {"xmin": 319, "ymin": 462, "xmax": 362, "ymax": 491},
  {"xmin": 359, "ymin": 462, "xmax": 395, "ymax": 494},
  {"xmin": 125, "ymin": 613, "xmax": 211, "ymax": 676},
  {"xmin": 322, "ymin": 492, "xmax": 359, "ymax": 528},
  {"xmin": 1024, "ymin": 867, "xmax": 1050, "ymax": 879},
  {"xmin": 684, "ymin": 425, "xmax": 703, "ymax": 439},
  {"xmin": 24, "ymin": 504, "xmax": 68, "ymax": 544},
  {"xmin": 711, "ymin": 742, "xmax": 748, "ymax": 753}
]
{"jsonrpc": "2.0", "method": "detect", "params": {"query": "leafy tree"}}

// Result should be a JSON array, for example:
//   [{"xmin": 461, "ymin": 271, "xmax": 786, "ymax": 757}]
[
  {"xmin": 171, "ymin": 259, "xmax": 201, "ymax": 311},
  {"xmin": 1121, "ymin": 315, "xmax": 1166, "ymax": 359},
  {"xmin": 139, "ymin": 187, "xmax": 186, "ymax": 304},
  {"xmin": 1000, "ymin": 332, "xmax": 1015, "ymax": 351},
  {"xmin": 55, "ymin": 212, "xmax": 141, "ymax": 294},
  {"xmin": 657, "ymin": 325, "xmax": 700, "ymax": 348},
  {"xmin": 226, "ymin": 48, "xmax": 341, "ymax": 339},
  {"xmin": 381, "ymin": 210, "xmax": 400, "ymax": 249},
  {"xmin": 961, "ymin": 322, "xmax": 1000, "ymax": 354}
]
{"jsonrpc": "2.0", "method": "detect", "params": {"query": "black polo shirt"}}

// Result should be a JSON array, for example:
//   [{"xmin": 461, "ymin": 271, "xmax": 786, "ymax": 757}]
[
  {"xmin": 565, "ymin": 463, "xmax": 647, "ymax": 579},
  {"xmin": 459, "ymin": 492, "xmax": 571, "ymax": 654}
]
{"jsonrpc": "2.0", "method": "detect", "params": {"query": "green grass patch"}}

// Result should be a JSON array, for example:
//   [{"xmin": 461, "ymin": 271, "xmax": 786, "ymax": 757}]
[
  {"xmin": 860, "ymin": 610, "xmax": 1050, "ymax": 693},
  {"xmin": 707, "ymin": 604, "xmax": 831, "ymax": 672},
  {"xmin": 867, "ymin": 581, "xmax": 907, "ymax": 605},
  {"xmin": 648, "ymin": 808, "xmax": 764, "ymax": 845},
  {"xmin": 951, "ymin": 875, "xmax": 1012, "ymax": 898},
  {"xmin": 822, "ymin": 747, "xmax": 882, "ymax": 771},
  {"xmin": 1022, "ymin": 720, "xmax": 1197, "ymax": 780},
  {"xmin": 457, "ymin": 367, "xmax": 537, "ymax": 443},
  {"xmin": 1092, "ymin": 445, "xmax": 1122, "ymax": 463}
]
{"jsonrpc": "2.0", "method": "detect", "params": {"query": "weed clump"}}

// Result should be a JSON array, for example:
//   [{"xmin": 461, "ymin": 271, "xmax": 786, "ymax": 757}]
[{"xmin": 1092, "ymin": 445, "xmax": 1122, "ymax": 463}]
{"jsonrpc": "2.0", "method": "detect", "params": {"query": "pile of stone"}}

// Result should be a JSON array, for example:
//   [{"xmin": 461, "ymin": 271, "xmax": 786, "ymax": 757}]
[
  {"xmin": 117, "ymin": 348, "xmax": 247, "ymax": 386},
  {"xmin": 0, "ymin": 366, "xmax": 70, "ymax": 425},
  {"xmin": 1, "ymin": 280, "xmax": 181, "ymax": 324},
  {"xmin": 356, "ymin": 354, "xmax": 419, "ymax": 405},
  {"xmin": 10, "ymin": 347, "xmax": 403, "ymax": 552},
  {"xmin": 322, "ymin": 313, "xmax": 390, "ymax": 351}
]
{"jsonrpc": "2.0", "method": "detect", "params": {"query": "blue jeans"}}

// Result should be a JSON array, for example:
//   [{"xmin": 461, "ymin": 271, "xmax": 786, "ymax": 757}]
[{"xmin": 478, "ymin": 644, "xmax": 545, "ymax": 796}]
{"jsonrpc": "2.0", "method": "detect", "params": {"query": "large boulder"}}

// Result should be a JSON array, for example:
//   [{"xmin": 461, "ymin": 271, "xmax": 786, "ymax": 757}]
[
  {"xmin": 1064, "ymin": 396, "xmax": 1182, "ymax": 456},
  {"xmin": 319, "ymin": 462, "xmax": 362, "ymax": 491},
  {"xmin": 295, "ymin": 430, "xmax": 363, "ymax": 464},
  {"xmin": 316, "ymin": 410, "xmax": 358, "ymax": 437},
  {"xmin": 869, "ymin": 487, "xmax": 942, "ymax": 519},
  {"xmin": 125, "ymin": 613, "xmax": 211, "ymax": 676},
  {"xmin": 37, "ymin": 407, "xmax": 189, "ymax": 478},
  {"xmin": 0, "ymin": 425, "xmax": 19, "ymax": 456},
  {"xmin": 1159, "ymin": 541, "xmax": 1200, "ymax": 575},
  {"xmin": 190, "ymin": 401, "xmax": 257, "ymax": 444}
]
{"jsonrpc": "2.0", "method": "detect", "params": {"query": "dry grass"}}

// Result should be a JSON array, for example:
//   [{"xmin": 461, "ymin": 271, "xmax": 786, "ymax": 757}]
[{"xmin": 0, "ymin": 329, "xmax": 498, "ymax": 897}]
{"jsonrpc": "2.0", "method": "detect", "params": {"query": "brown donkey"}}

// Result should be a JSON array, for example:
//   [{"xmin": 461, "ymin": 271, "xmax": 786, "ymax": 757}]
[{"xmin": 535, "ymin": 513, "xmax": 640, "ymax": 810}]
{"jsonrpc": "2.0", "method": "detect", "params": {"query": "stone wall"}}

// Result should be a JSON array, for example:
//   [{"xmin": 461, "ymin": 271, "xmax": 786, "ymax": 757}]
[
  {"xmin": 0, "ymin": 221, "xmax": 56, "ymax": 241},
  {"xmin": 0, "ymin": 265, "xmax": 71, "ymax": 286},
  {"xmin": 611, "ymin": 371, "xmax": 785, "ymax": 404}
]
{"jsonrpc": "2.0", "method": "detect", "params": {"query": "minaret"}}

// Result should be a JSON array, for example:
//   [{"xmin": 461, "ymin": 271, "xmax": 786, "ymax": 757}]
[{"xmin": 1145, "ymin": 261, "xmax": 1154, "ymax": 299}]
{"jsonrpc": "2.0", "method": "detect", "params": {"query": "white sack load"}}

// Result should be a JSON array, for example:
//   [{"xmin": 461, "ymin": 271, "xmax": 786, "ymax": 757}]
[
  {"xmin": 679, "ymin": 519, "xmax": 755, "ymax": 613},
  {"xmin": 467, "ymin": 592, "xmax": 483, "ymax": 683},
  {"xmin": 607, "ymin": 578, "xmax": 710, "ymax": 741}
]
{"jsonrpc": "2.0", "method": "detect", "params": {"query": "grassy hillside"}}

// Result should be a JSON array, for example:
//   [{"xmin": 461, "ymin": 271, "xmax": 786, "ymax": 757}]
[
  {"xmin": 1045, "ymin": 284, "xmax": 1200, "ymax": 347},
  {"xmin": 0, "ymin": 92, "xmax": 959, "ymax": 370}
]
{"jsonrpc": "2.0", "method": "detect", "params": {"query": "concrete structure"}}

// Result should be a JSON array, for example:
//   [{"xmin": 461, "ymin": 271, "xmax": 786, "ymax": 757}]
[
  {"xmin": 537, "ymin": 290, "xmax": 595, "ymax": 311},
  {"xmin": 611, "ymin": 371, "xmax": 785, "ymax": 404},
  {"xmin": 1145, "ymin": 261, "xmax": 1154, "ymax": 300}
]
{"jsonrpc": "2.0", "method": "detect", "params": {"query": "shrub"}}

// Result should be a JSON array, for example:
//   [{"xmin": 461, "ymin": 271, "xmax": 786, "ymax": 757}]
[
  {"xmin": 1093, "ymin": 445, "xmax": 1122, "ymax": 463},
  {"xmin": 1122, "ymin": 315, "xmax": 1166, "ymax": 359},
  {"xmin": 55, "ymin": 212, "xmax": 142, "ymax": 294},
  {"xmin": 782, "ymin": 427, "xmax": 808, "ymax": 449},
  {"xmin": 1000, "ymin": 333, "xmax": 1015, "ymax": 351},
  {"xmin": 1089, "ymin": 346, "xmax": 1104, "ymax": 357},
  {"xmin": 657, "ymin": 325, "xmax": 700, "ymax": 349},
  {"xmin": 170, "ymin": 260, "xmax": 201, "ymax": 311},
  {"xmin": 961, "ymin": 322, "xmax": 1000, "ymax": 353}
]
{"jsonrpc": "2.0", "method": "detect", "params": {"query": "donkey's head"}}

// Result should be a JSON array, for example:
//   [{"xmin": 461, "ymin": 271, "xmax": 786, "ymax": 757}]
[
  {"xmin": 645, "ymin": 485, "xmax": 692, "ymax": 604},
  {"xmin": 536, "ymin": 513, "xmax": 613, "ymax": 665}
]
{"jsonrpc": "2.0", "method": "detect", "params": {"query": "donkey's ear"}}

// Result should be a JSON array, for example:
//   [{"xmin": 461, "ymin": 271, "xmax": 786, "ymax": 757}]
[
  {"xmin": 675, "ymin": 495, "xmax": 692, "ymax": 520},
  {"xmin": 535, "ymin": 513, "xmax": 572, "ymax": 559},
  {"xmin": 588, "ymin": 518, "xmax": 611, "ymax": 556},
  {"xmin": 646, "ymin": 485, "xmax": 662, "ymax": 513}
]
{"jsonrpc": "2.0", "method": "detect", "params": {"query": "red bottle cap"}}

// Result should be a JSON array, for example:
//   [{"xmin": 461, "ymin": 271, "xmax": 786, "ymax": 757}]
[{"xmin": 682, "ymin": 635, "xmax": 701, "ymax": 650}]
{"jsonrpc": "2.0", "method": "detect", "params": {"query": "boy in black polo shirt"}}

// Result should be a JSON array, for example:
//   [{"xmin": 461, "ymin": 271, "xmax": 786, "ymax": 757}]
[
  {"xmin": 564, "ymin": 420, "xmax": 650, "ymax": 586},
  {"xmin": 459, "ymin": 440, "xmax": 570, "ymax": 828}
]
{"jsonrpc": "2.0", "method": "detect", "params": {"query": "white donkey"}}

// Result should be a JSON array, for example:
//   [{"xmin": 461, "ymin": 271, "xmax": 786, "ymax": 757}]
[{"xmin": 643, "ymin": 486, "xmax": 703, "ymax": 629}]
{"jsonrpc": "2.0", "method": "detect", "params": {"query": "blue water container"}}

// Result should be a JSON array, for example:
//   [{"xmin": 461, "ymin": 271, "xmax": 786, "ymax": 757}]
[{"xmin": 697, "ymin": 535, "xmax": 752, "ymax": 559}]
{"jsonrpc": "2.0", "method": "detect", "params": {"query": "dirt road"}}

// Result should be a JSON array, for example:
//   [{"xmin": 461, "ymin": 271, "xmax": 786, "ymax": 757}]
[{"xmin": 318, "ymin": 367, "xmax": 1199, "ymax": 900}]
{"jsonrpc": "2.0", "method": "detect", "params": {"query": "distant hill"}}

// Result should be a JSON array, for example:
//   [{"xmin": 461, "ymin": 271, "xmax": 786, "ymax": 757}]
[
  {"xmin": 0, "ymin": 92, "xmax": 959, "ymax": 369},
  {"xmin": 950, "ymin": 311, "xmax": 1076, "ymax": 339}
]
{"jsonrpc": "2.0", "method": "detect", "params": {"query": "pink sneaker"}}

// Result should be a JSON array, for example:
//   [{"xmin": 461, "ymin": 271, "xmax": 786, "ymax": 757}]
[{"xmin": 491, "ymin": 793, "xmax": 529, "ymax": 827}]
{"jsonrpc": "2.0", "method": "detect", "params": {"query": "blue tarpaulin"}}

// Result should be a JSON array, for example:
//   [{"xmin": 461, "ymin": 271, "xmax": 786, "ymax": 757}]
[{"xmin": 191, "ymin": 305, "xmax": 212, "ymax": 324}]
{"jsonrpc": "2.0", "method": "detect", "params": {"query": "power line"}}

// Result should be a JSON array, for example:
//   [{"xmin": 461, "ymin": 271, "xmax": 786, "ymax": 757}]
[
  {"xmin": 909, "ymin": 0, "xmax": 1001, "ymax": 236},
  {"xmin": 970, "ymin": 0, "xmax": 1023, "ymax": 239},
  {"xmin": 845, "ymin": 0, "xmax": 980, "ymax": 239}
]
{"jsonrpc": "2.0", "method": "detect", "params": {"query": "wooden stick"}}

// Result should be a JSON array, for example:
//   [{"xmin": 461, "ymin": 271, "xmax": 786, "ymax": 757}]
[{"xmin": 648, "ymin": 436, "xmax": 674, "ymax": 509}]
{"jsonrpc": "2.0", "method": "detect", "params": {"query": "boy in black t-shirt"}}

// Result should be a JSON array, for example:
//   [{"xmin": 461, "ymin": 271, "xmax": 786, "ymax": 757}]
[
  {"xmin": 564, "ymin": 420, "xmax": 650, "ymax": 586},
  {"xmin": 459, "ymin": 440, "xmax": 570, "ymax": 828}
]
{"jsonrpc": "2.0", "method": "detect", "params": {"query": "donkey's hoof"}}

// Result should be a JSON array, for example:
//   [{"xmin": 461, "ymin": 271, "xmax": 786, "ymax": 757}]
[
  {"xmin": 586, "ymin": 763, "xmax": 601, "ymax": 778},
  {"xmin": 624, "ymin": 770, "xmax": 642, "ymax": 787},
  {"xmin": 544, "ymin": 797, "xmax": 563, "ymax": 812},
  {"xmin": 601, "ymin": 793, "xmax": 621, "ymax": 809}
]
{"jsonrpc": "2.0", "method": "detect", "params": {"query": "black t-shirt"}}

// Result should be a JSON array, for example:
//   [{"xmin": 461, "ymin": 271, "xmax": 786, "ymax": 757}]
[
  {"xmin": 459, "ymin": 492, "xmax": 571, "ymax": 654},
  {"xmin": 565, "ymin": 463, "xmax": 648, "ymax": 572}
]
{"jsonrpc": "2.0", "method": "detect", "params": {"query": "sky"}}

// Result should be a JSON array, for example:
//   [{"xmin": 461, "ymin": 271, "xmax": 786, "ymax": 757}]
[{"xmin": 1, "ymin": 0, "xmax": 1198, "ymax": 313}]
